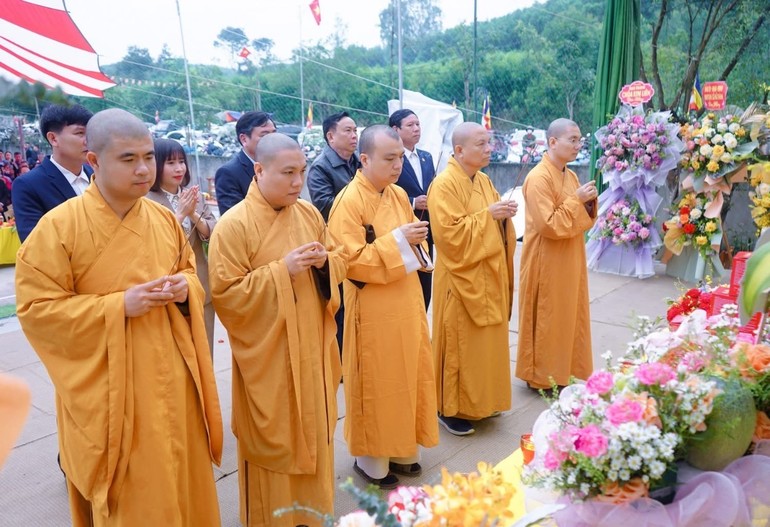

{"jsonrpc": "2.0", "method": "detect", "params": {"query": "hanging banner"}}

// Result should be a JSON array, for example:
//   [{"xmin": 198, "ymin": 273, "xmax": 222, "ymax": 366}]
[
  {"xmin": 618, "ymin": 81, "xmax": 655, "ymax": 106},
  {"xmin": 702, "ymin": 81, "xmax": 728, "ymax": 111}
]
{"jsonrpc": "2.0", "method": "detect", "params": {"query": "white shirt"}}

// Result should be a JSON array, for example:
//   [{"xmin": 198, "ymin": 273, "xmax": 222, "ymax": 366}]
[
  {"xmin": 161, "ymin": 187, "xmax": 192, "ymax": 235},
  {"xmin": 404, "ymin": 147, "xmax": 423, "ymax": 189},
  {"xmin": 50, "ymin": 157, "xmax": 89, "ymax": 196}
]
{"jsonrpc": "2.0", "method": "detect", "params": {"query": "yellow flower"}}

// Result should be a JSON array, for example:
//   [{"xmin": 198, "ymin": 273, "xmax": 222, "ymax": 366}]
[
  {"xmin": 691, "ymin": 160, "xmax": 701, "ymax": 170},
  {"xmin": 705, "ymin": 221, "xmax": 717, "ymax": 233},
  {"xmin": 762, "ymin": 196, "xmax": 770, "ymax": 208},
  {"xmin": 736, "ymin": 127, "xmax": 747, "ymax": 137},
  {"xmin": 711, "ymin": 145, "xmax": 725, "ymax": 158},
  {"xmin": 706, "ymin": 160, "xmax": 720, "ymax": 172},
  {"xmin": 695, "ymin": 235, "xmax": 709, "ymax": 246}
]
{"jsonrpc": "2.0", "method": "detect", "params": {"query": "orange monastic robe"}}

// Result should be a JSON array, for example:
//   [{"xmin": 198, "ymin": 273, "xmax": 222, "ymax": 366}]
[
  {"xmin": 15, "ymin": 184, "xmax": 223, "ymax": 527},
  {"xmin": 428, "ymin": 157, "xmax": 516, "ymax": 420},
  {"xmin": 208, "ymin": 180, "xmax": 345, "ymax": 527},
  {"xmin": 328, "ymin": 172, "xmax": 438, "ymax": 458},
  {"xmin": 516, "ymin": 153, "xmax": 596, "ymax": 388}
]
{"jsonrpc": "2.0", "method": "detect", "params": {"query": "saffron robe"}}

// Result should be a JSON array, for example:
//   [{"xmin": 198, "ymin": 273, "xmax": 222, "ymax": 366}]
[
  {"xmin": 328, "ymin": 172, "xmax": 438, "ymax": 458},
  {"xmin": 208, "ymin": 180, "xmax": 345, "ymax": 527},
  {"xmin": 516, "ymin": 153, "xmax": 596, "ymax": 388},
  {"xmin": 15, "ymin": 184, "xmax": 223, "ymax": 526},
  {"xmin": 427, "ymin": 157, "xmax": 516, "ymax": 419}
]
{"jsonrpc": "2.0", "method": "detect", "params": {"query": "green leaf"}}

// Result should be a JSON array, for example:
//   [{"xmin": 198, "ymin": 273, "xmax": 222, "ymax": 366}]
[{"xmin": 738, "ymin": 229, "xmax": 770, "ymax": 324}]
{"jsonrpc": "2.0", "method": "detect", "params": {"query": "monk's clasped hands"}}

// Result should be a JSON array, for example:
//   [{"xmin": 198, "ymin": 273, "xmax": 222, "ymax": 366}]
[
  {"xmin": 284, "ymin": 241, "xmax": 328, "ymax": 278},
  {"xmin": 576, "ymin": 181, "xmax": 598, "ymax": 203},
  {"xmin": 124, "ymin": 274, "xmax": 188, "ymax": 317},
  {"xmin": 489, "ymin": 200, "xmax": 518, "ymax": 220}
]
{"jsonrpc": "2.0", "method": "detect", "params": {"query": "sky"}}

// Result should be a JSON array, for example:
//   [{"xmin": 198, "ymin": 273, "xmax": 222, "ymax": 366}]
[{"xmin": 59, "ymin": 0, "xmax": 541, "ymax": 66}]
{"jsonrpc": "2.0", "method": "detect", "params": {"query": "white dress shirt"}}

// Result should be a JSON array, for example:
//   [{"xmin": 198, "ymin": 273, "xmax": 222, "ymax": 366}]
[
  {"xmin": 404, "ymin": 147, "xmax": 423, "ymax": 189},
  {"xmin": 50, "ymin": 157, "xmax": 89, "ymax": 196}
]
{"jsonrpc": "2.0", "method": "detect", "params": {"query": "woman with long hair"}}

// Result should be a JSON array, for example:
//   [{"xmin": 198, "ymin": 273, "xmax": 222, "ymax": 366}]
[{"xmin": 147, "ymin": 138, "xmax": 217, "ymax": 354}]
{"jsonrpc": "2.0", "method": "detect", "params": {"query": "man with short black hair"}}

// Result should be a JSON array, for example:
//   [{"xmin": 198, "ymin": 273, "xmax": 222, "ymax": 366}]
[
  {"xmin": 11, "ymin": 104, "xmax": 93, "ymax": 241},
  {"xmin": 390, "ymin": 108, "xmax": 435, "ymax": 310},
  {"xmin": 214, "ymin": 111, "xmax": 276, "ymax": 216},
  {"xmin": 307, "ymin": 111, "xmax": 360, "ymax": 221}
]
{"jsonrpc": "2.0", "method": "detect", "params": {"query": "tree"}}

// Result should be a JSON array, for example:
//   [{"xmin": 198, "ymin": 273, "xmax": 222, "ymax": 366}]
[
  {"xmin": 379, "ymin": 0, "xmax": 442, "ymax": 64},
  {"xmin": 641, "ymin": 0, "xmax": 770, "ymax": 115},
  {"xmin": 213, "ymin": 27, "xmax": 248, "ymax": 68}
]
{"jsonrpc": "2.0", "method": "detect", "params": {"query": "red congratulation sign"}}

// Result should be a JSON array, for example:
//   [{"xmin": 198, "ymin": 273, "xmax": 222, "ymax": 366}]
[
  {"xmin": 618, "ymin": 81, "xmax": 655, "ymax": 106},
  {"xmin": 703, "ymin": 81, "xmax": 728, "ymax": 111}
]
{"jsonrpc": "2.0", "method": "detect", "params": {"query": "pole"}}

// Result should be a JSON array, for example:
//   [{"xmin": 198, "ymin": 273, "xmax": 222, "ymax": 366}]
[
  {"xmin": 175, "ymin": 0, "xmax": 202, "ymax": 187},
  {"xmin": 397, "ymin": 0, "xmax": 403, "ymax": 108},
  {"xmin": 299, "ymin": 4, "xmax": 305, "ymax": 125},
  {"xmin": 473, "ymin": 0, "xmax": 478, "ymax": 116}
]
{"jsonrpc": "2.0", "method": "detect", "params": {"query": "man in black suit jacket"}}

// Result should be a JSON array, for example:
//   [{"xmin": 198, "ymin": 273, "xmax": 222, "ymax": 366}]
[
  {"xmin": 12, "ymin": 104, "xmax": 93, "ymax": 242},
  {"xmin": 214, "ymin": 111, "xmax": 276, "ymax": 217},
  {"xmin": 390, "ymin": 109, "xmax": 436, "ymax": 310}
]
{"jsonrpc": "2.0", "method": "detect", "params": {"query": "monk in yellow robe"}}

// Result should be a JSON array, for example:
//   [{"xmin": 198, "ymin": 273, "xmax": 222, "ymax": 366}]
[
  {"xmin": 428, "ymin": 122, "xmax": 517, "ymax": 436},
  {"xmin": 516, "ymin": 118, "xmax": 598, "ymax": 389},
  {"xmin": 15, "ymin": 109, "xmax": 223, "ymax": 526},
  {"xmin": 328, "ymin": 125, "xmax": 438, "ymax": 489},
  {"xmin": 208, "ymin": 134, "xmax": 346, "ymax": 526}
]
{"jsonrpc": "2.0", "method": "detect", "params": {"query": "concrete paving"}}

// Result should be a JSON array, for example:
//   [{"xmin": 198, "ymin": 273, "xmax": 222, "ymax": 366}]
[{"xmin": 0, "ymin": 246, "xmax": 683, "ymax": 526}]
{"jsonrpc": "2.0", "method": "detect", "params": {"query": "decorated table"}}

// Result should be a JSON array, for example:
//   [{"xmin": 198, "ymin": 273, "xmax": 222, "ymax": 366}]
[{"xmin": 0, "ymin": 226, "xmax": 21, "ymax": 265}]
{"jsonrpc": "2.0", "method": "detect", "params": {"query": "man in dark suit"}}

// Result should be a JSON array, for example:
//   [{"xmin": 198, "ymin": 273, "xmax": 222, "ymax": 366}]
[
  {"xmin": 12, "ymin": 104, "xmax": 93, "ymax": 242},
  {"xmin": 214, "ymin": 111, "xmax": 276, "ymax": 217},
  {"xmin": 390, "ymin": 109, "xmax": 436, "ymax": 310}
]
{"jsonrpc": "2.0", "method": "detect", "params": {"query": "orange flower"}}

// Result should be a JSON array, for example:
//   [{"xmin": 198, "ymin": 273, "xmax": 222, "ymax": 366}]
[
  {"xmin": 629, "ymin": 392, "xmax": 662, "ymax": 429},
  {"xmin": 595, "ymin": 478, "xmax": 649, "ymax": 505},
  {"xmin": 755, "ymin": 411, "xmax": 770, "ymax": 442},
  {"xmin": 735, "ymin": 343, "xmax": 770, "ymax": 377}
]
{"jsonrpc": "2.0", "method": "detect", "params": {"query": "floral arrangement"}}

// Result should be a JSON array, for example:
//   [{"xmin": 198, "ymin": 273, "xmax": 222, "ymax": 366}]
[
  {"xmin": 523, "ymin": 354, "xmax": 717, "ymax": 502},
  {"xmin": 288, "ymin": 463, "xmax": 516, "ymax": 527},
  {"xmin": 678, "ymin": 112, "xmax": 756, "ymax": 188},
  {"xmin": 665, "ymin": 285, "xmax": 713, "ymax": 323},
  {"xmin": 593, "ymin": 198, "xmax": 655, "ymax": 248},
  {"xmin": 749, "ymin": 161, "xmax": 770, "ymax": 234},
  {"xmin": 662, "ymin": 191, "xmax": 721, "ymax": 259},
  {"xmin": 733, "ymin": 342, "xmax": 770, "ymax": 445},
  {"xmin": 596, "ymin": 107, "xmax": 677, "ymax": 174}
]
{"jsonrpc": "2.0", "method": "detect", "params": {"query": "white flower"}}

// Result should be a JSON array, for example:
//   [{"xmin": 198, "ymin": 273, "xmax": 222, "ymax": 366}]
[
  {"xmin": 699, "ymin": 144, "xmax": 713, "ymax": 157},
  {"xmin": 690, "ymin": 208, "xmax": 702, "ymax": 220},
  {"xmin": 619, "ymin": 469, "xmax": 631, "ymax": 481},
  {"xmin": 758, "ymin": 183, "xmax": 770, "ymax": 196},
  {"xmin": 723, "ymin": 133, "xmax": 737, "ymax": 149},
  {"xmin": 711, "ymin": 133, "xmax": 724, "ymax": 144},
  {"xmin": 720, "ymin": 153, "xmax": 733, "ymax": 164},
  {"xmin": 717, "ymin": 122, "xmax": 728, "ymax": 132},
  {"xmin": 338, "ymin": 511, "xmax": 377, "ymax": 527},
  {"xmin": 728, "ymin": 122, "xmax": 740, "ymax": 133}
]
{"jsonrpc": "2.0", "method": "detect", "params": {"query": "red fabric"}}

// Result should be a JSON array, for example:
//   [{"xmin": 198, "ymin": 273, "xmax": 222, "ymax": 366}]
[{"xmin": 309, "ymin": 0, "xmax": 322, "ymax": 25}]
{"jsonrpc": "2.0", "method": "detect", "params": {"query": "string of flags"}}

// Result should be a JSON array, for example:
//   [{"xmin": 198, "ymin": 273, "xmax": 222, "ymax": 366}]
[{"xmin": 115, "ymin": 77, "xmax": 215, "ymax": 88}]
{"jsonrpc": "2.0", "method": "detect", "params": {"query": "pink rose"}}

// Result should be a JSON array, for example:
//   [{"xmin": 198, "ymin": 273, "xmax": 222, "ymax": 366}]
[
  {"xmin": 586, "ymin": 370, "xmax": 615, "ymax": 395},
  {"xmin": 574, "ymin": 424, "xmax": 609, "ymax": 458},
  {"xmin": 606, "ymin": 398, "xmax": 644, "ymax": 425},
  {"xmin": 635, "ymin": 362, "xmax": 676, "ymax": 386}
]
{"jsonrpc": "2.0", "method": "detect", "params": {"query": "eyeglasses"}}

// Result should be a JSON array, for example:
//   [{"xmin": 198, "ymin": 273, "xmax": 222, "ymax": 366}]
[{"xmin": 559, "ymin": 137, "xmax": 586, "ymax": 147}]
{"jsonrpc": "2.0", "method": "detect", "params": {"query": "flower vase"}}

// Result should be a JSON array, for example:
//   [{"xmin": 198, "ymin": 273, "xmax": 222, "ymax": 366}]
[
  {"xmin": 665, "ymin": 244, "xmax": 726, "ymax": 283},
  {"xmin": 647, "ymin": 464, "xmax": 678, "ymax": 505}
]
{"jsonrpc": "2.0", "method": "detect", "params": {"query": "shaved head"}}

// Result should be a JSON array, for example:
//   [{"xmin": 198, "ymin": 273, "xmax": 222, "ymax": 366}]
[
  {"xmin": 256, "ymin": 133, "xmax": 302, "ymax": 167},
  {"xmin": 86, "ymin": 109, "xmax": 151, "ymax": 154},
  {"xmin": 359, "ymin": 125, "xmax": 399, "ymax": 156},
  {"xmin": 452, "ymin": 122, "xmax": 486, "ymax": 148},
  {"xmin": 546, "ymin": 118, "xmax": 578, "ymax": 142}
]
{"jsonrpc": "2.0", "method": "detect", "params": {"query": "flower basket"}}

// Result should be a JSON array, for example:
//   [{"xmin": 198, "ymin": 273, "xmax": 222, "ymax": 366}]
[
  {"xmin": 665, "ymin": 239, "xmax": 726, "ymax": 282},
  {"xmin": 587, "ymin": 241, "xmax": 657, "ymax": 279}
]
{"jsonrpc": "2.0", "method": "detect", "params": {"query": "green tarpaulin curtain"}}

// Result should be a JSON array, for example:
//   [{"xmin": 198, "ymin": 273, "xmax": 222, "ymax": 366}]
[{"xmin": 590, "ymin": 0, "xmax": 642, "ymax": 190}]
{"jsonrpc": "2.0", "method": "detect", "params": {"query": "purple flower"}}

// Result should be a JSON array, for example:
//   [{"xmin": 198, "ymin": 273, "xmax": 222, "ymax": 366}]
[
  {"xmin": 613, "ymin": 227, "xmax": 624, "ymax": 235},
  {"xmin": 614, "ymin": 161, "xmax": 626, "ymax": 171}
]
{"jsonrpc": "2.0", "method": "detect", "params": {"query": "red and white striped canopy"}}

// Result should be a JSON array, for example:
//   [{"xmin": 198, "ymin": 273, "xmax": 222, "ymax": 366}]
[{"xmin": 0, "ymin": 0, "xmax": 115, "ymax": 98}]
